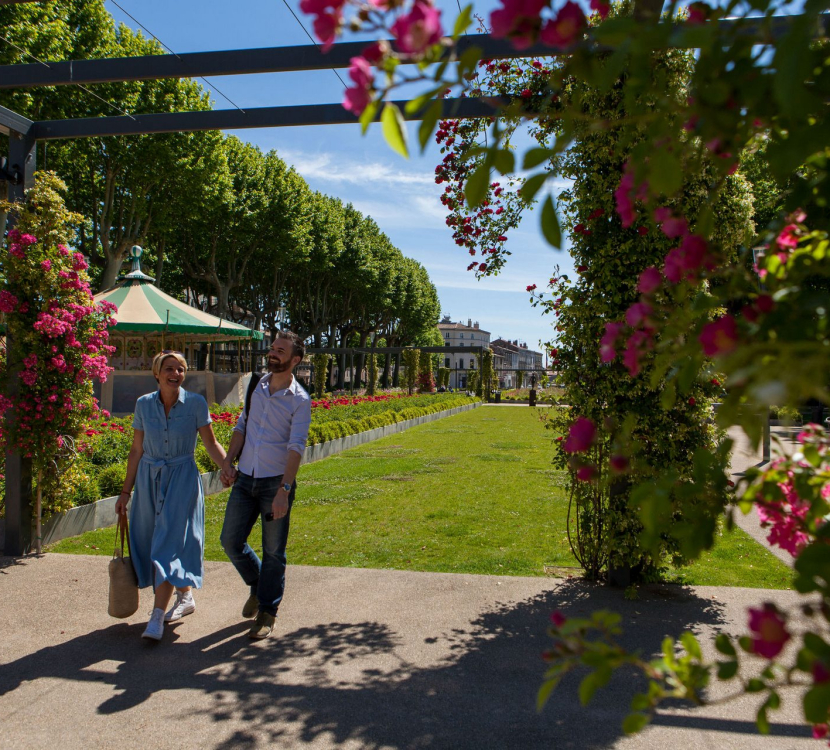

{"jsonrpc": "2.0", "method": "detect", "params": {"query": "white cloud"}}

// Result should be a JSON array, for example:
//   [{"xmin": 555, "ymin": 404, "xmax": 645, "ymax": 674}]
[{"xmin": 280, "ymin": 149, "xmax": 435, "ymax": 189}]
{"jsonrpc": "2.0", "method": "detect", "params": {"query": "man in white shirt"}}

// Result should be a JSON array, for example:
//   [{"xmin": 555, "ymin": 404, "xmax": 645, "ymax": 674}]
[{"xmin": 220, "ymin": 331, "xmax": 312, "ymax": 640}]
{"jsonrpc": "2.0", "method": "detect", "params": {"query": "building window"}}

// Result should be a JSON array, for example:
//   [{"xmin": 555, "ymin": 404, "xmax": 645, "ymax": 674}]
[
  {"xmin": 459, "ymin": 333, "xmax": 464, "ymax": 339},
  {"xmin": 445, "ymin": 357, "xmax": 450, "ymax": 367},
  {"xmin": 470, "ymin": 358, "xmax": 475, "ymax": 369},
  {"xmin": 445, "ymin": 341, "xmax": 450, "ymax": 347},
  {"xmin": 444, "ymin": 332, "xmax": 449, "ymax": 338}
]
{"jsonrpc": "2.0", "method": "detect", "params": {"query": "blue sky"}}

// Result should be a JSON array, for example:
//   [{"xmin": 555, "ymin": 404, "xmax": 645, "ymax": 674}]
[{"xmin": 104, "ymin": 0, "xmax": 575, "ymax": 357}]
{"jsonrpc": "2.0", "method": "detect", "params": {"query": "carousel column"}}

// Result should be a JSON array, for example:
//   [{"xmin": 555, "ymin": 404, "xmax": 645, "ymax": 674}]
[{"xmin": 4, "ymin": 128, "xmax": 36, "ymax": 555}]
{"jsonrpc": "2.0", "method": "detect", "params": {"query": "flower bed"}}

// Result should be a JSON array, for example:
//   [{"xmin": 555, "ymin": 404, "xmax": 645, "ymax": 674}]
[{"xmin": 45, "ymin": 392, "xmax": 478, "ymax": 508}]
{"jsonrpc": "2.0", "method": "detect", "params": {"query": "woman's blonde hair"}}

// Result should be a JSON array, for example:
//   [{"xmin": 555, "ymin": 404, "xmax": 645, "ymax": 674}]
[{"xmin": 152, "ymin": 350, "xmax": 188, "ymax": 381}]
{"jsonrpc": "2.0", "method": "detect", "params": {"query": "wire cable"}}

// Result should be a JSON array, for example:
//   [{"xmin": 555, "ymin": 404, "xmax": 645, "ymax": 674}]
[
  {"xmin": 0, "ymin": 32, "xmax": 137, "ymax": 120},
  {"xmin": 278, "ymin": 0, "xmax": 348, "ymax": 87},
  {"xmin": 107, "ymin": 0, "xmax": 246, "ymax": 112}
]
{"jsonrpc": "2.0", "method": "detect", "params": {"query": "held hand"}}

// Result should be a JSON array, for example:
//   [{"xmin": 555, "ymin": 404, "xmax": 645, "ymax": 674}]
[
  {"xmin": 270, "ymin": 489, "xmax": 290, "ymax": 520},
  {"xmin": 114, "ymin": 493, "xmax": 129, "ymax": 516},
  {"xmin": 221, "ymin": 459, "xmax": 238, "ymax": 487}
]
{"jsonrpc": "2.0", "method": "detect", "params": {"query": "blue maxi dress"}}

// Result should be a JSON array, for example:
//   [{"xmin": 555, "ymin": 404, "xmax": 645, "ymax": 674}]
[{"xmin": 129, "ymin": 388, "xmax": 212, "ymax": 590}]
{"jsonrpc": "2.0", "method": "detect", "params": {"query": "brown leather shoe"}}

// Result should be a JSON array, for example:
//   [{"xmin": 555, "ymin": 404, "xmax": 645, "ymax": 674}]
[
  {"xmin": 242, "ymin": 593, "xmax": 258, "ymax": 619},
  {"xmin": 248, "ymin": 612, "xmax": 275, "ymax": 640}
]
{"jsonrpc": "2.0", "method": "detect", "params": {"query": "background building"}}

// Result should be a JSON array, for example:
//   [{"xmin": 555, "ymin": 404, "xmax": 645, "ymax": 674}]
[
  {"xmin": 437, "ymin": 315, "xmax": 490, "ymax": 389},
  {"xmin": 490, "ymin": 338, "xmax": 544, "ymax": 389}
]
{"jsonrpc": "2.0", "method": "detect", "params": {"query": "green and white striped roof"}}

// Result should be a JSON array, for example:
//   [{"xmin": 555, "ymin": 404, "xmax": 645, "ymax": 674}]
[{"xmin": 93, "ymin": 246, "xmax": 262, "ymax": 341}]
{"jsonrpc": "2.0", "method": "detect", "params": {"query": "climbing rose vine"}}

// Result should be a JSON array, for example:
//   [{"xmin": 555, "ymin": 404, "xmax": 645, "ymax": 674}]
[
  {"xmin": 306, "ymin": 0, "xmax": 830, "ymax": 738},
  {"xmin": 0, "ymin": 173, "xmax": 116, "ymax": 521}
]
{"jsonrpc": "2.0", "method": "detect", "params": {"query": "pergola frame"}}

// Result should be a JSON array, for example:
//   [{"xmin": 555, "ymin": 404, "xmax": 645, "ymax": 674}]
[{"xmin": 0, "ymin": 5, "xmax": 816, "ymax": 554}]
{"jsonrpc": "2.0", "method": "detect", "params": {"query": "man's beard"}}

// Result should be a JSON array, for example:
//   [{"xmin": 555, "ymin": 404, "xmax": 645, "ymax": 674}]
[{"xmin": 267, "ymin": 357, "xmax": 292, "ymax": 373}]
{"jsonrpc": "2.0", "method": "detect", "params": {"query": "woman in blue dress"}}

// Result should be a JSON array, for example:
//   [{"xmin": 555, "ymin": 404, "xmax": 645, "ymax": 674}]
[{"xmin": 115, "ymin": 351, "xmax": 228, "ymax": 641}]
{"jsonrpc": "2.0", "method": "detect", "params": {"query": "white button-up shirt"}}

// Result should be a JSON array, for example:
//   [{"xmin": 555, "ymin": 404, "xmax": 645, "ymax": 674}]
[{"xmin": 234, "ymin": 374, "xmax": 312, "ymax": 478}]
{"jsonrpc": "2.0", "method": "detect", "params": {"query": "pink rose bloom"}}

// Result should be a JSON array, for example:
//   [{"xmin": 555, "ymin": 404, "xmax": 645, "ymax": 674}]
[
  {"xmin": 637, "ymin": 266, "xmax": 662, "ymax": 294},
  {"xmin": 747, "ymin": 604, "xmax": 790, "ymax": 659},
  {"xmin": 0, "ymin": 290, "xmax": 19, "ymax": 313},
  {"xmin": 623, "ymin": 330, "xmax": 652, "ymax": 377},
  {"xmin": 312, "ymin": 10, "xmax": 341, "ymax": 51},
  {"xmin": 18, "ymin": 234, "xmax": 37, "ymax": 246},
  {"xmin": 661, "ymin": 216, "xmax": 688, "ymax": 238},
  {"xmin": 687, "ymin": 1, "xmax": 709, "ymax": 24},
  {"xmin": 391, "ymin": 1, "xmax": 443, "ymax": 55},
  {"xmin": 41, "ymin": 259, "xmax": 52, "ymax": 271},
  {"xmin": 699, "ymin": 316, "xmax": 738, "ymax": 357},
  {"xmin": 576, "ymin": 464, "xmax": 597, "ymax": 482},
  {"xmin": 540, "ymin": 1, "xmax": 586, "ymax": 48},
  {"xmin": 563, "ymin": 416, "xmax": 596, "ymax": 453},
  {"xmin": 776, "ymin": 224, "xmax": 798, "ymax": 250},
  {"xmin": 625, "ymin": 301, "xmax": 652, "ymax": 328},
  {"xmin": 348, "ymin": 56, "xmax": 373, "ymax": 88},
  {"xmin": 490, "ymin": 0, "xmax": 546, "ymax": 48},
  {"xmin": 600, "ymin": 321, "xmax": 625, "ymax": 363},
  {"xmin": 343, "ymin": 85, "xmax": 371, "ymax": 115}
]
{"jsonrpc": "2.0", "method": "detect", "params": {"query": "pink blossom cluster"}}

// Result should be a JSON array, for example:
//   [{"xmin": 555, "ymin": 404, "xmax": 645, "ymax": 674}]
[
  {"xmin": 756, "ymin": 458, "xmax": 814, "ymax": 557},
  {"xmin": 0, "ymin": 290, "xmax": 19, "ymax": 313},
  {"xmin": 490, "ymin": 0, "xmax": 594, "ymax": 52},
  {"xmin": 747, "ymin": 603, "xmax": 790, "ymax": 659},
  {"xmin": 6, "ymin": 229, "xmax": 37, "ymax": 259},
  {"xmin": 614, "ymin": 162, "xmax": 648, "ymax": 228}
]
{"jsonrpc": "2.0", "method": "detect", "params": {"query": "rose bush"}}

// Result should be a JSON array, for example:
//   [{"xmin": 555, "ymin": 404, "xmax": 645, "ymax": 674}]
[
  {"xmin": 0, "ymin": 173, "xmax": 115, "ymax": 549},
  {"xmin": 301, "ymin": 0, "xmax": 830, "ymax": 737}
]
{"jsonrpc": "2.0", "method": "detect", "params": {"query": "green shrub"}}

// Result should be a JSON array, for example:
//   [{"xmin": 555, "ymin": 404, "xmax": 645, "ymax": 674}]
[{"xmin": 97, "ymin": 462, "xmax": 128, "ymax": 498}]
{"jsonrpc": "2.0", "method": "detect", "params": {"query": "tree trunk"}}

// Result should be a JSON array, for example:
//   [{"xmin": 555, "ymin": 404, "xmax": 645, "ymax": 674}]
[
  {"xmin": 98, "ymin": 252, "xmax": 124, "ymax": 291},
  {"xmin": 393, "ymin": 353, "xmax": 401, "ymax": 388},
  {"xmin": 154, "ymin": 238, "xmax": 165, "ymax": 286}
]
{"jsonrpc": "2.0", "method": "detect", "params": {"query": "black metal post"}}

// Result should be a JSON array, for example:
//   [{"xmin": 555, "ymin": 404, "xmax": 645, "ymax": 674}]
[{"xmin": 4, "ymin": 127, "xmax": 36, "ymax": 556}]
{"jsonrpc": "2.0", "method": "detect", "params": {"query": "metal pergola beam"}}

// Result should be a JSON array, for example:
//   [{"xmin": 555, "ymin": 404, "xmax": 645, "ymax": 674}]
[
  {"xmin": 307, "ymin": 346, "xmax": 486, "ymax": 355},
  {"xmin": 0, "ymin": 104, "xmax": 34, "ymax": 137},
  {"xmin": 30, "ymin": 98, "xmax": 497, "ymax": 140},
  {"xmin": 0, "ymin": 17, "xmax": 819, "ymax": 91}
]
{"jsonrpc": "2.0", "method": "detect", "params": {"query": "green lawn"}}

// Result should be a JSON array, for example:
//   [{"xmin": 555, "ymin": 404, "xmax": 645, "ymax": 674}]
[{"xmin": 50, "ymin": 406, "xmax": 793, "ymax": 589}]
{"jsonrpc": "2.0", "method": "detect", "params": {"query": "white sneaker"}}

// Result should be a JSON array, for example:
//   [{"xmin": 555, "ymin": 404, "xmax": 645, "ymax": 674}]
[
  {"xmin": 165, "ymin": 590, "xmax": 196, "ymax": 622},
  {"xmin": 142, "ymin": 608, "xmax": 165, "ymax": 641}
]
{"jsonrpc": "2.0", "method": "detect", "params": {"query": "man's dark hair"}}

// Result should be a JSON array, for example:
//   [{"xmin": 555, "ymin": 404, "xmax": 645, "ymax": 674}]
[{"xmin": 275, "ymin": 329, "xmax": 305, "ymax": 360}]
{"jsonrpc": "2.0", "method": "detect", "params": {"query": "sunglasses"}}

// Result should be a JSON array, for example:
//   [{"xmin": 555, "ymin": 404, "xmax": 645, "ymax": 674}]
[{"xmin": 160, "ymin": 350, "xmax": 184, "ymax": 356}]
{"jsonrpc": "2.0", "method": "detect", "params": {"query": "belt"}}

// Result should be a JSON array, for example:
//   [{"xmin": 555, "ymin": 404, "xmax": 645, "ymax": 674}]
[{"xmin": 140, "ymin": 453, "xmax": 195, "ymax": 516}]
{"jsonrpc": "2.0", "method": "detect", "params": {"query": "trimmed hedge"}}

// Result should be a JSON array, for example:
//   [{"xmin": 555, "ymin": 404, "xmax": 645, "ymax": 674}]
[{"xmin": 307, "ymin": 395, "xmax": 477, "ymax": 445}]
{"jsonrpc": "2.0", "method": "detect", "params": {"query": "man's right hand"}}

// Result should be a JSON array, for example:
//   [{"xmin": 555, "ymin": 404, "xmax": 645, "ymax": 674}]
[
  {"xmin": 221, "ymin": 458, "xmax": 238, "ymax": 487},
  {"xmin": 114, "ymin": 494, "xmax": 129, "ymax": 516}
]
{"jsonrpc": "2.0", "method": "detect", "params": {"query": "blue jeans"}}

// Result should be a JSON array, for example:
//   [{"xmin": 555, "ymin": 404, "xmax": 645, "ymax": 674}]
[{"xmin": 220, "ymin": 472, "xmax": 295, "ymax": 617}]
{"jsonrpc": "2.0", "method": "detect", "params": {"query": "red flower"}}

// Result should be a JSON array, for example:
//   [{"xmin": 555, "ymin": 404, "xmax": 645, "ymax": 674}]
[
  {"xmin": 688, "ymin": 397, "xmax": 696, "ymax": 406},
  {"xmin": 747, "ymin": 604, "xmax": 790, "ymax": 659},
  {"xmin": 576, "ymin": 464, "xmax": 597, "ymax": 482},
  {"xmin": 563, "ymin": 417, "xmax": 596, "ymax": 453},
  {"xmin": 526, "ymin": 284, "xmax": 537, "ymax": 292},
  {"xmin": 609, "ymin": 454, "xmax": 629, "ymax": 473},
  {"xmin": 600, "ymin": 321, "xmax": 625, "ymax": 363},
  {"xmin": 550, "ymin": 610, "xmax": 567, "ymax": 627},
  {"xmin": 775, "ymin": 224, "xmax": 799, "ymax": 251}
]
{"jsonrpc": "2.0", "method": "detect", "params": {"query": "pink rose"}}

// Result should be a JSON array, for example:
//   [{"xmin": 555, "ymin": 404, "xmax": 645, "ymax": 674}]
[
  {"xmin": 699, "ymin": 316, "xmax": 738, "ymax": 357},
  {"xmin": 540, "ymin": 1, "xmax": 586, "ymax": 48},
  {"xmin": 563, "ymin": 417, "xmax": 596, "ymax": 453},
  {"xmin": 747, "ymin": 604, "xmax": 790, "ymax": 659},
  {"xmin": 637, "ymin": 266, "xmax": 662, "ymax": 295},
  {"xmin": 391, "ymin": 0, "xmax": 443, "ymax": 55}
]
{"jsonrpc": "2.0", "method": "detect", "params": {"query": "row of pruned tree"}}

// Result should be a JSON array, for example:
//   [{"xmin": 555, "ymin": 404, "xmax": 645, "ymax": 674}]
[{"xmin": 0, "ymin": 0, "xmax": 441, "ymax": 346}]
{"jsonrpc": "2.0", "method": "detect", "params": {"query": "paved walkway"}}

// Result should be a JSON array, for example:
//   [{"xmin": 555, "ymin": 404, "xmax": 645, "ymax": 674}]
[{"xmin": 0, "ymin": 554, "xmax": 815, "ymax": 749}]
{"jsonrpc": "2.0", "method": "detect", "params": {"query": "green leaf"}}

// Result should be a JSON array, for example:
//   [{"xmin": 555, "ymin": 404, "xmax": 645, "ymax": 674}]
[
  {"xmin": 622, "ymin": 713, "xmax": 650, "ymax": 734},
  {"xmin": 680, "ymin": 632, "xmax": 702, "ymax": 660},
  {"xmin": 804, "ymin": 685, "xmax": 830, "ymax": 724},
  {"xmin": 717, "ymin": 661, "xmax": 738, "ymax": 680},
  {"xmin": 492, "ymin": 149, "xmax": 515, "ymax": 176},
  {"xmin": 457, "ymin": 46, "xmax": 482, "ymax": 78},
  {"xmin": 746, "ymin": 678, "xmax": 765, "ymax": 693},
  {"xmin": 715, "ymin": 633, "xmax": 736, "ymax": 657},
  {"xmin": 381, "ymin": 103, "xmax": 409, "ymax": 159},
  {"xmin": 464, "ymin": 162, "xmax": 490, "ymax": 208},
  {"xmin": 541, "ymin": 195, "xmax": 562, "ymax": 249},
  {"xmin": 523, "ymin": 148, "xmax": 555, "ymax": 170},
  {"xmin": 756, "ymin": 705, "xmax": 770, "ymax": 735},
  {"xmin": 648, "ymin": 150, "xmax": 682, "ymax": 196},
  {"xmin": 521, "ymin": 173, "xmax": 548, "ymax": 204},
  {"xmin": 452, "ymin": 5, "xmax": 474, "ymax": 39},
  {"xmin": 418, "ymin": 100, "xmax": 443, "ymax": 153},
  {"xmin": 660, "ymin": 380, "xmax": 676, "ymax": 410},
  {"xmin": 537, "ymin": 675, "xmax": 562, "ymax": 712},
  {"xmin": 359, "ymin": 99, "xmax": 380, "ymax": 134},
  {"xmin": 578, "ymin": 668, "xmax": 611, "ymax": 706}
]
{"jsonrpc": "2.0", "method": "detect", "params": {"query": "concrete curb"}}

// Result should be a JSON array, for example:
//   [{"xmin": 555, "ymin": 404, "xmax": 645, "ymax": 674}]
[{"xmin": 32, "ymin": 400, "xmax": 481, "ymax": 547}]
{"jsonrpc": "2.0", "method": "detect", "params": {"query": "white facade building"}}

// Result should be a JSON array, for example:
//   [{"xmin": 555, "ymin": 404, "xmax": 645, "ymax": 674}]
[{"xmin": 437, "ymin": 316, "xmax": 490, "ymax": 389}]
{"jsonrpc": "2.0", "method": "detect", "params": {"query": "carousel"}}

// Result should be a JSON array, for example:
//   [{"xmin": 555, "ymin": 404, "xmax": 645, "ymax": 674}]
[{"xmin": 93, "ymin": 246, "xmax": 263, "ymax": 414}]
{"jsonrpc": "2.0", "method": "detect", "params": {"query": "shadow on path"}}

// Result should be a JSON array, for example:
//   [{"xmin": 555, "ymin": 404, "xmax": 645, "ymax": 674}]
[{"xmin": 0, "ymin": 579, "xmax": 761, "ymax": 749}]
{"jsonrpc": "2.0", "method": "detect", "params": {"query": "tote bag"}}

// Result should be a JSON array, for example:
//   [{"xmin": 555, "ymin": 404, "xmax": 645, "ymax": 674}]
[{"xmin": 108, "ymin": 515, "xmax": 139, "ymax": 618}]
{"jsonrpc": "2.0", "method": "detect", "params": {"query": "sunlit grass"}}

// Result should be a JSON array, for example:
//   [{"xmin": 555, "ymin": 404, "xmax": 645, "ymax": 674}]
[{"xmin": 51, "ymin": 406, "xmax": 792, "ymax": 589}]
